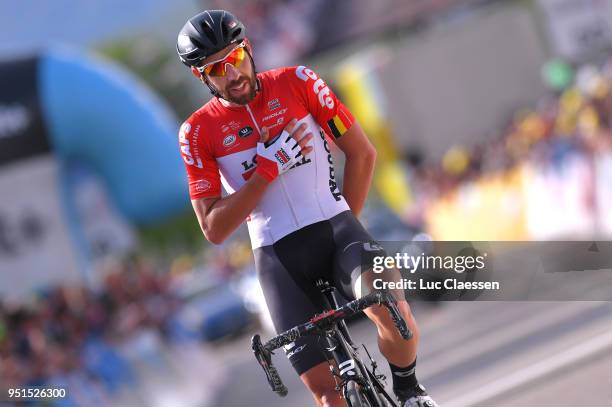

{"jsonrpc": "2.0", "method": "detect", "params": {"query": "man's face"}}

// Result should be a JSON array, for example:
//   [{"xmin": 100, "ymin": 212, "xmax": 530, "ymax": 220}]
[{"xmin": 200, "ymin": 42, "xmax": 257, "ymax": 105}]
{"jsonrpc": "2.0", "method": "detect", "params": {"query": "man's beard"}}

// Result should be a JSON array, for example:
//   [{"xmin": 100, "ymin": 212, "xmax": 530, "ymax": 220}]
[{"xmin": 223, "ymin": 75, "xmax": 257, "ymax": 105}]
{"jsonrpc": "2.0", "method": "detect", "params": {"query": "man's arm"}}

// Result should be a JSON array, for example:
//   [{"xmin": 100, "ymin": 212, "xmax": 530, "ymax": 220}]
[
  {"xmin": 192, "ymin": 120, "xmax": 313, "ymax": 244},
  {"xmin": 334, "ymin": 121, "xmax": 377, "ymax": 216},
  {"xmin": 192, "ymin": 173, "xmax": 270, "ymax": 244}
]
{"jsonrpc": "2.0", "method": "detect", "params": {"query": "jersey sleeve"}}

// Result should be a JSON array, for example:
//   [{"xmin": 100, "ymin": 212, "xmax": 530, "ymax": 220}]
[
  {"xmin": 286, "ymin": 66, "xmax": 355, "ymax": 139},
  {"xmin": 178, "ymin": 118, "xmax": 221, "ymax": 200}
]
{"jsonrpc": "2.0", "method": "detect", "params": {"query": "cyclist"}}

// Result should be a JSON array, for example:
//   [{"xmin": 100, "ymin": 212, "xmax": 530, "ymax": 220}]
[{"xmin": 176, "ymin": 10, "xmax": 438, "ymax": 407}]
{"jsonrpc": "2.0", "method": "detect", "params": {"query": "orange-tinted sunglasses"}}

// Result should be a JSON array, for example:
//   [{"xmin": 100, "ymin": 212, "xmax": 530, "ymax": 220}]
[{"xmin": 198, "ymin": 42, "xmax": 246, "ymax": 77}]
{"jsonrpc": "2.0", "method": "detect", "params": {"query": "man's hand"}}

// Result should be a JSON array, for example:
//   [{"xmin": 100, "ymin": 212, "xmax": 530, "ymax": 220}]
[{"xmin": 255, "ymin": 119, "xmax": 313, "ymax": 182}]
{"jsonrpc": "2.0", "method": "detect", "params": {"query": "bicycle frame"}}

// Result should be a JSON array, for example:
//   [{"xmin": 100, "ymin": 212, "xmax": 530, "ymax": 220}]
[
  {"xmin": 252, "ymin": 283, "xmax": 411, "ymax": 405},
  {"xmin": 318, "ymin": 281, "xmax": 397, "ymax": 407}
]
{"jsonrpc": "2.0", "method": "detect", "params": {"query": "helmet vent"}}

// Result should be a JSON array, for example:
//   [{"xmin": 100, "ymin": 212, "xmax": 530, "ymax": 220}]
[
  {"xmin": 221, "ymin": 22, "xmax": 229, "ymax": 40},
  {"xmin": 201, "ymin": 20, "xmax": 217, "ymax": 46},
  {"xmin": 231, "ymin": 28, "xmax": 242, "ymax": 39}
]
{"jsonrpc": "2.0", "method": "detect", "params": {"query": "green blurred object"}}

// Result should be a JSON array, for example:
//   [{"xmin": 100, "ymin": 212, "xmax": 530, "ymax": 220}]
[
  {"xmin": 542, "ymin": 59, "xmax": 573, "ymax": 91},
  {"xmin": 138, "ymin": 207, "xmax": 205, "ymax": 255}
]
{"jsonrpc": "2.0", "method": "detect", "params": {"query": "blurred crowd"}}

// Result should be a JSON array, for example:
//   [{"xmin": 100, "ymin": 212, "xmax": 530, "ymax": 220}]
[
  {"xmin": 207, "ymin": 0, "xmax": 325, "ymax": 69},
  {"xmin": 204, "ymin": 0, "xmax": 481, "ymax": 69},
  {"xmin": 0, "ymin": 259, "xmax": 182, "ymax": 405},
  {"xmin": 404, "ymin": 57, "xmax": 612, "ymax": 229}
]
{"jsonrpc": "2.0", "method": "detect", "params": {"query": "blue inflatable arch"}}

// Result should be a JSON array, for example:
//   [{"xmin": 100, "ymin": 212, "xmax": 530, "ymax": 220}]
[{"xmin": 39, "ymin": 48, "xmax": 189, "ymax": 225}]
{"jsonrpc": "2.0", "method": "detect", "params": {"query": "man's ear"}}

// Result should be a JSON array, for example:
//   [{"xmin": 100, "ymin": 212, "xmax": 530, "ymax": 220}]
[{"xmin": 190, "ymin": 66, "xmax": 202, "ymax": 79}]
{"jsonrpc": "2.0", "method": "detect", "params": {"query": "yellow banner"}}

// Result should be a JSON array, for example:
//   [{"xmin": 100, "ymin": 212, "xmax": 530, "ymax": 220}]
[{"xmin": 425, "ymin": 166, "xmax": 528, "ymax": 240}]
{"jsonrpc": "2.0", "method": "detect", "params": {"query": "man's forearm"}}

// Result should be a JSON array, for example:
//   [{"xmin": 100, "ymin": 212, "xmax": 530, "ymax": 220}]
[
  {"xmin": 194, "ymin": 173, "xmax": 269, "ymax": 244},
  {"xmin": 342, "ymin": 152, "xmax": 376, "ymax": 216}
]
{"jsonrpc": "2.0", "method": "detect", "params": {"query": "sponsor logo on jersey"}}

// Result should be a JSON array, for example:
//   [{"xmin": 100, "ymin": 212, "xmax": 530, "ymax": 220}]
[
  {"xmin": 194, "ymin": 179, "xmax": 211, "ymax": 192},
  {"xmin": 319, "ymin": 130, "xmax": 342, "ymax": 201},
  {"xmin": 295, "ymin": 66, "xmax": 335, "ymax": 110},
  {"xmin": 221, "ymin": 125, "xmax": 230, "ymax": 133},
  {"xmin": 241, "ymin": 155, "xmax": 257, "ymax": 180},
  {"xmin": 179, "ymin": 124, "xmax": 203, "ymax": 168},
  {"xmin": 242, "ymin": 156, "xmax": 257, "ymax": 171},
  {"xmin": 289, "ymin": 154, "xmax": 311, "ymax": 169},
  {"xmin": 265, "ymin": 117, "xmax": 286, "ymax": 131},
  {"xmin": 180, "ymin": 122, "xmax": 191, "ymax": 135},
  {"xmin": 223, "ymin": 134, "xmax": 236, "ymax": 147},
  {"xmin": 238, "ymin": 126, "xmax": 253, "ymax": 138},
  {"xmin": 268, "ymin": 98, "xmax": 281, "ymax": 110},
  {"xmin": 240, "ymin": 153, "xmax": 312, "ymax": 180},
  {"xmin": 262, "ymin": 108, "xmax": 288, "ymax": 122},
  {"xmin": 229, "ymin": 120, "xmax": 240, "ymax": 130}
]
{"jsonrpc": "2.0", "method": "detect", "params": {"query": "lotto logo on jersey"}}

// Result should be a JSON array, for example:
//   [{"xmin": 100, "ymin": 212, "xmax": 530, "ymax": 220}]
[{"xmin": 295, "ymin": 66, "xmax": 335, "ymax": 110}]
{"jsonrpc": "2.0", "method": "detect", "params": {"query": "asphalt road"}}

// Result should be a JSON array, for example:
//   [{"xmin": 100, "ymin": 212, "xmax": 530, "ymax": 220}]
[{"xmin": 204, "ymin": 301, "xmax": 612, "ymax": 407}]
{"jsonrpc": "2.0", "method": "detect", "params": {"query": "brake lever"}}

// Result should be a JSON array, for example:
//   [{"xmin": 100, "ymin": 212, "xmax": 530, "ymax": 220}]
[
  {"xmin": 379, "ymin": 292, "xmax": 413, "ymax": 340},
  {"xmin": 251, "ymin": 334, "xmax": 288, "ymax": 397}
]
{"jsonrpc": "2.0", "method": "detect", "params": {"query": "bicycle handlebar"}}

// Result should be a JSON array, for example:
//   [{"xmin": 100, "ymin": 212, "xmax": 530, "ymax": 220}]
[{"xmin": 251, "ymin": 290, "xmax": 412, "ymax": 396}]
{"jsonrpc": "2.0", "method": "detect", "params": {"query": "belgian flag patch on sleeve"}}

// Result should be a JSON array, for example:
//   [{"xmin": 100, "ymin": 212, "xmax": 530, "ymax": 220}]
[{"xmin": 327, "ymin": 115, "xmax": 348, "ymax": 139}]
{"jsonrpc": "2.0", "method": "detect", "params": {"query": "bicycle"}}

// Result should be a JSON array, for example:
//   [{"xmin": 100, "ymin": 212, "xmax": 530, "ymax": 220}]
[{"xmin": 252, "ymin": 278, "xmax": 412, "ymax": 406}]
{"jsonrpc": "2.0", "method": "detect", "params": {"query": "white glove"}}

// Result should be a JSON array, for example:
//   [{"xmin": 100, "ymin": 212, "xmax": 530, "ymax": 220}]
[{"xmin": 255, "ymin": 130, "xmax": 304, "ymax": 182}]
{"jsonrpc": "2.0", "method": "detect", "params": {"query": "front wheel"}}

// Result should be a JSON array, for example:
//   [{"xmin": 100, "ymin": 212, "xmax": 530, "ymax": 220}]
[
  {"xmin": 345, "ymin": 380, "xmax": 389, "ymax": 407},
  {"xmin": 344, "ymin": 380, "xmax": 369, "ymax": 407}
]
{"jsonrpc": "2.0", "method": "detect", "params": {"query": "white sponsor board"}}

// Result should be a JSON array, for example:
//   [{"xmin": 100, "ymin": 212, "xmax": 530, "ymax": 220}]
[
  {"xmin": 524, "ymin": 152, "xmax": 595, "ymax": 239},
  {"xmin": 0, "ymin": 157, "xmax": 81, "ymax": 300},
  {"xmin": 538, "ymin": 0, "xmax": 612, "ymax": 60},
  {"xmin": 595, "ymin": 152, "xmax": 612, "ymax": 237},
  {"xmin": 69, "ymin": 165, "xmax": 136, "ymax": 277}
]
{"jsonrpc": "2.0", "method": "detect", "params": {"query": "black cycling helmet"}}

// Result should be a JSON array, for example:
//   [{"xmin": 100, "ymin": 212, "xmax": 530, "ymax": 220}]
[{"xmin": 177, "ymin": 10, "xmax": 246, "ymax": 67}]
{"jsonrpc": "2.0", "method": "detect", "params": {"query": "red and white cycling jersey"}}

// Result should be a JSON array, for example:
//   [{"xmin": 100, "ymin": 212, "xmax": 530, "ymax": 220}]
[{"xmin": 179, "ymin": 66, "xmax": 355, "ymax": 248}]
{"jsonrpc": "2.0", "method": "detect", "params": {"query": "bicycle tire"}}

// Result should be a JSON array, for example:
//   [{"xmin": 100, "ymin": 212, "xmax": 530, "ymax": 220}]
[
  {"xmin": 364, "ymin": 364, "xmax": 395, "ymax": 406},
  {"xmin": 345, "ymin": 380, "xmax": 370, "ymax": 407},
  {"xmin": 336, "ymin": 332, "xmax": 386, "ymax": 406},
  {"xmin": 361, "ymin": 375, "xmax": 391, "ymax": 407}
]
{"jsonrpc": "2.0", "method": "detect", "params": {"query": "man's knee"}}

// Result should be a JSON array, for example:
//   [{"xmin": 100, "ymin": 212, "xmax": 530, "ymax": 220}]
[{"xmin": 300, "ymin": 361, "xmax": 344, "ymax": 406}]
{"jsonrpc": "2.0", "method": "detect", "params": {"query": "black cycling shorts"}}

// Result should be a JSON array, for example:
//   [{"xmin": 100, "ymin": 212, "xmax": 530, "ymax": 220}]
[{"xmin": 254, "ymin": 210, "xmax": 386, "ymax": 376}]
